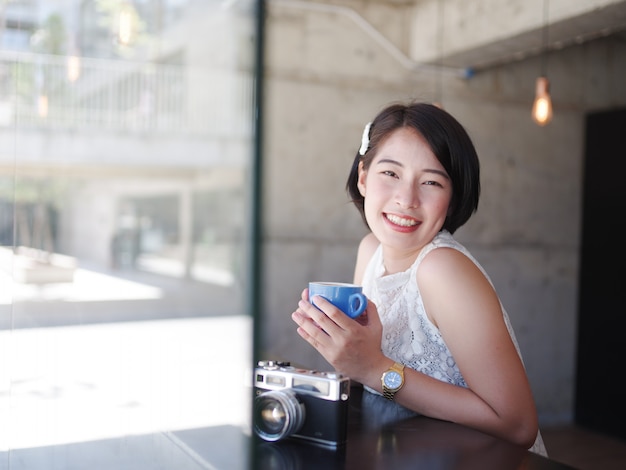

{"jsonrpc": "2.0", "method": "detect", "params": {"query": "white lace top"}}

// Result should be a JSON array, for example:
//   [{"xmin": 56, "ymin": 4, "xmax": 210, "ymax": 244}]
[{"xmin": 361, "ymin": 230, "xmax": 547, "ymax": 456}]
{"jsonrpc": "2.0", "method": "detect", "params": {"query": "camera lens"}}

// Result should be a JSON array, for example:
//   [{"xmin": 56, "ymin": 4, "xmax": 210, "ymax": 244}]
[{"xmin": 254, "ymin": 389, "xmax": 305, "ymax": 441}]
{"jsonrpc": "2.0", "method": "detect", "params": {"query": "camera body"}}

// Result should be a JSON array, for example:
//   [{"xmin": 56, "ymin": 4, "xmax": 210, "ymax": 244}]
[{"xmin": 254, "ymin": 360, "xmax": 350, "ymax": 447}]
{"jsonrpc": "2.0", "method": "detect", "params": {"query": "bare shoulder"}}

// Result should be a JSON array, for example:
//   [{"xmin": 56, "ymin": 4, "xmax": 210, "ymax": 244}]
[
  {"xmin": 353, "ymin": 233, "xmax": 379, "ymax": 284},
  {"xmin": 416, "ymin": 246, "xmax": 499, "ymax": 325},
  {"xmin": 358, "ymin": 232, "xmax": 379, "ymax": 256},
  {"xmin": 417, "ymin": 246, "xmax": 484, "ymax": 284}
]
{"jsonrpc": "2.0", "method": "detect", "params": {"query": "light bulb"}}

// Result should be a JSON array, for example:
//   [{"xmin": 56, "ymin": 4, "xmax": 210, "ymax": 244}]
[
  {"xmin": 532, "ymin": 76, "xmax": 553, "ymax": 126},
  {"xmin": 67, "ymin": 55, "xmax": 81, "ymax": 82},
  {"xmin": 118, "ymin": 7, "xmax": 133, "ymax": 45},
  {"xmin": 38, "ymin": 95, "xmax": 48, "ymax": 118}
]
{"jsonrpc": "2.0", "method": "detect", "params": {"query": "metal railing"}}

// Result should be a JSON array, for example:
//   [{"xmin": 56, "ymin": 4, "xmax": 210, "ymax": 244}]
[{"xmin": 0, "ymin": 50, "xmax": 254, "ymax": 137}]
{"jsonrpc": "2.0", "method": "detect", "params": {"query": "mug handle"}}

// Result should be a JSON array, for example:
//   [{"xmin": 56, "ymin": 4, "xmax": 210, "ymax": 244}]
[{"xmin": 348, "ymin": 293, "xmax": 367, "ymax": 318}]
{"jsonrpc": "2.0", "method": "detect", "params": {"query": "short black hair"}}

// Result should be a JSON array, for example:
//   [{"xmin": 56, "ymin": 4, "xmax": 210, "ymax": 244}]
[{"xmin": 346, "ymin": 102, "xmax": 480, "ymax": 234}]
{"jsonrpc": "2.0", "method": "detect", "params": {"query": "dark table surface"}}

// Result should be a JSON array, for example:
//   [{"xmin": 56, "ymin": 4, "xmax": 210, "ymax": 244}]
[{"xmin": 251, "ymin": 384, "xmax": 577, "ymax": 470}]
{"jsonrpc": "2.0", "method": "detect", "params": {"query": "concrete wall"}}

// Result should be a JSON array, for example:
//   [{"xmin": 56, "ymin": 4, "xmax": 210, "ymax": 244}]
[
  {"xmin": 409, "ymin": 0, "xmax": 626, "ymax": 68},
  {"xmin": 258, "ymin": 0, "xmax": 626, "ymax": 427}
]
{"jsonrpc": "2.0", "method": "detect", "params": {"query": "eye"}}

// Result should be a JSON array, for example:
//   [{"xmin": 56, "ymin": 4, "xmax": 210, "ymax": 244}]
[
  {"xmin": 382, "ymin": 170, "xmax": 398, "ymax": 178},
  {"xmin": 423, "ymin": 180, "xmax": 445, "ymax": 188}
]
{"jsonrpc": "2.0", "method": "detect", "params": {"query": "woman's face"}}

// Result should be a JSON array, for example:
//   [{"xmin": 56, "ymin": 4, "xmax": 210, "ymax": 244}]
[{"xmin": 357, "ymin": 127, "xmax": 452, "ymax": 256}]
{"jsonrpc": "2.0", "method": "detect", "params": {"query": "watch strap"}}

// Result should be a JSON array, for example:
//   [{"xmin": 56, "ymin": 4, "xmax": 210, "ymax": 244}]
[
  {"xmin": 381, "ymin": 362, "xmax": 405, "ymax": 400},
  {"xmin": 382, "ymin": 387, "xmax": 397, "ymax": 400}
]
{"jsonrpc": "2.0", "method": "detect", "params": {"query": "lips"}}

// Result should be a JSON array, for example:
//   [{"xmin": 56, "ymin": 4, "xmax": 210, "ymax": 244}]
[{"xmin": 385, "ymin": 213, "xmax": 419, "ymax": 227}]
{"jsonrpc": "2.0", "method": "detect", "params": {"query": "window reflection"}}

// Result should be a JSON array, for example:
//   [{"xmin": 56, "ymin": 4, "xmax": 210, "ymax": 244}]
[{"xmin": 0, "ymin": 1, "xmax": 255, "ymax": 466}]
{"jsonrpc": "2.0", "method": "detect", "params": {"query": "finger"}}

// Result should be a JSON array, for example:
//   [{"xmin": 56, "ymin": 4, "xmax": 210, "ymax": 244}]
[
  {"xmin": 296, "ymin": 327, "xmax": 325, "ymax": 352},
  {"xmin": 308, "ymin": 295, "xmax": 357, "ymax": 331},
  {"xmin": 292, "ymin": 309, "xmax": 324, "ymax": 331},
  {"xmin": 355, "ymin": 310, "xmax": 369, "ymax": 326},
  {"xmin": 292, "ymin": 311, "xmax": 330, "ymax": 349},
  {"xmin": 303, "ymin": 296, "xmax": 347, "ymax": 333}
]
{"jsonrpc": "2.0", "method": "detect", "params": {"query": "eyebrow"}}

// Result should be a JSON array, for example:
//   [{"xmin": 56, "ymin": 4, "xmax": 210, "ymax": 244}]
[{"xmin": 376, "ymin": 158, "xmax": 450, "ymax": 179}]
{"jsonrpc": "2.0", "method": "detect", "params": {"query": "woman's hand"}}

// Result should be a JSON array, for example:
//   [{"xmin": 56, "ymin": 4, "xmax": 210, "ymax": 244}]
[{"xmin": 291, "ymin": 288, "xmax": 386, "ymax": 384}]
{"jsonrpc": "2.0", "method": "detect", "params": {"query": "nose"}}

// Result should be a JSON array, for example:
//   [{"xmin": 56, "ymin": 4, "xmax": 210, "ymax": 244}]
[{"xmin": 395, "ymin": 182, "xmax": 419, "ymax": 209}]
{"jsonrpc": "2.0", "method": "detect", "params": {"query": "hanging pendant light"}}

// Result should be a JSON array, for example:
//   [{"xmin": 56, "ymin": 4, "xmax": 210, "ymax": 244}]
[
  {"xmin": 67, "ymin": 54, "xmax": 80, "ymax": 82},
  {"xmin": 67, "ymin": 33, "xmax": 81, "ymax": 82},
  {"xmin": 67, "ymin": 3, "xmax": 81, "ymax": 82},
  {"xmin": 38, "ymin": 94, "xmax": 49, "ymax": 118},
  {"xmin": 532, "ymin": 76, "xmax": 553, "ymax": 125},
  {"xmin": 118, "ymin": 3, "xmax": 135, "ymax": 45},
  {"xmin": 532, "ymin": 0, "xmax": 553, "ymax": 126}
]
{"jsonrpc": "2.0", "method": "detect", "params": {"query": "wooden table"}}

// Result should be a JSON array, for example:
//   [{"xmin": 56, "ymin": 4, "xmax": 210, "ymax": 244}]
[{"xmin": 251, "ymin": 384, "xmax": 576, "ymax": 469}]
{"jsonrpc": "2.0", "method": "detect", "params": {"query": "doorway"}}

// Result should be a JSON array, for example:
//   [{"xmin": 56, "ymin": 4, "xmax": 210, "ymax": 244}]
[{"xmin": 575, "ymin": 107, "xmax": 626, "ymax": 439}]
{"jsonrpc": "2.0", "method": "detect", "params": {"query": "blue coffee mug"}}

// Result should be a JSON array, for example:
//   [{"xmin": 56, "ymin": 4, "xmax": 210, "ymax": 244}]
[{"xmin": 308, "ymin": 282, "xmax": 367, "ymax": 318}]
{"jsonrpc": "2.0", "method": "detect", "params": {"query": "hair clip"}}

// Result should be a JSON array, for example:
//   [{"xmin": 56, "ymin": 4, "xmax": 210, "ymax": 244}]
[{"xmin": 359, "ymin": 122, "xmax": 372, "ymax": 156}]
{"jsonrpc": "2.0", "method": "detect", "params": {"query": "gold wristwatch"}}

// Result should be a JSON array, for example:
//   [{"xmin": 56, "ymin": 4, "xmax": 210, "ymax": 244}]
[{"xmin": 381, "ymin": 362, "xmax": 405, "ymax": 400}]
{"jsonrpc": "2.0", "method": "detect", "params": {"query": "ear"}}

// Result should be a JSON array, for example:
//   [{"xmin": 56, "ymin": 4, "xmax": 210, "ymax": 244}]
[{"xmin": 357, "ymin": 161, "xmax": 367, "ymax": 197}]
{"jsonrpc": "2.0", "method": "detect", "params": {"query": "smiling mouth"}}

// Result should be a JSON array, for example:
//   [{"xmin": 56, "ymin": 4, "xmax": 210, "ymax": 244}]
[{"xmin": 385, "ymin": 213, "xmax": 419, "ymax": 227}]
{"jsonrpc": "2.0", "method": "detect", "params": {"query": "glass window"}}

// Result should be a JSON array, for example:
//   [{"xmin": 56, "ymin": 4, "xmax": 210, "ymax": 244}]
[{"xmin": 0, "ymin": 1, "xmax": 257, "ymax": 467}]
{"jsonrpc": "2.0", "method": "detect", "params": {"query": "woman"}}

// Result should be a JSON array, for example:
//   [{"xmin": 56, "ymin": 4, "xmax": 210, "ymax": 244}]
[{"xmin": 291, "ymin": 101, "xmax": 547, "ymax": 455}]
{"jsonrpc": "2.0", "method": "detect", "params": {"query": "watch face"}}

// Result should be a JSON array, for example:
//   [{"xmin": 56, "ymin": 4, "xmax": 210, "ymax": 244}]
[{"xmin": 384, "ymin": 371, "xmax": 402, "ymax": 389}]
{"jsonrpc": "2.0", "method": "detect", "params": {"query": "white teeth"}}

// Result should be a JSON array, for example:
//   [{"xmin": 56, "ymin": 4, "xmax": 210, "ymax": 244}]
[{"xmin": 386, "ymin": 214, "xmax": 417, "ymax": 227}]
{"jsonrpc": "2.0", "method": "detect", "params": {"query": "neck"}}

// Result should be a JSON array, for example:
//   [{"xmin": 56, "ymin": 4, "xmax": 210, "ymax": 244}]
[{"xmin": 382, "ymin": 246, "xmax": 424, "ymax": 275}]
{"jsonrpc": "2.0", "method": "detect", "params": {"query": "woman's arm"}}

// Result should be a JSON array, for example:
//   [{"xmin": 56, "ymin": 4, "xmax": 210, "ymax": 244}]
[
  {"xmin": 292, "ymin": 240, "xmax": 539, "ymax": 449},
  {"xmin": 396, "ymin": 247, "xmax": 539, "ymax": 448}
]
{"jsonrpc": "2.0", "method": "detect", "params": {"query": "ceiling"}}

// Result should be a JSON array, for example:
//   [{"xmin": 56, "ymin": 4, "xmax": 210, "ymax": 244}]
[{"xmin": 438, "ymin": 1, "xmax": 626, "ymax": 72}]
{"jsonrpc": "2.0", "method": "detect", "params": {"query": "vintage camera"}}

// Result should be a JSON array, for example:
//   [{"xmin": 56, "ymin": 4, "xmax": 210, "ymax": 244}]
[{"xmin": 253, "ymin": 360, "xmax": 350, "ymax": 447}]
